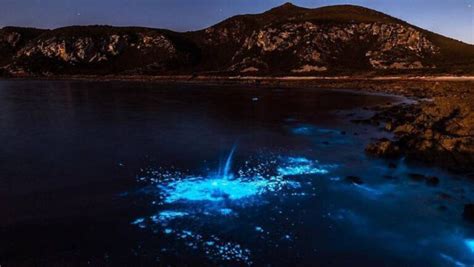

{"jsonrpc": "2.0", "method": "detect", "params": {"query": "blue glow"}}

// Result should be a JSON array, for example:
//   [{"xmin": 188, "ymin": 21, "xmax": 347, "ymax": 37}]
[
  {"xmin": 171, "ymin": 229, "xmax": 252, "ymax": 264},
  {"xmin": 131, "ymin": 218, "xmax": 145, "ymax": 225},
  {"xmin": 292, "ymin": 126, "xmax": 313, "ymax": 135},
  {"xmin": 156, "ymin": 152, "xmax": 323, "ymax": 204},
  {"xmin": 137, "ymin": 152, "xmax": 333, "ymax": 206},
  {"xmin": 131, "ymin": 149, "xmax": 337, "ymax": 264},
  {"xmin": 465, "ymin": 239, "xmax": 474, "ymax": 253},
  {"xmin": 220, "ymin": 144, "xmax": 237, "ymax": 179},
  {"xmin": 350, "ymin": 184, "xmax": 397, "ymax": 200},
  {"xmin": 161, "ymin": 177, "xmax": 268, "ymax": 203},
  {"xmin": 353, "ymin": 184, "xmax": 382, "ymax": 195},
  {"xmin": 219, "ymin": 208, "xmax": 234, "ymax": 216},
  {"xmin": 278, "ymin": 157, "xmax": 329, "ymax": 176},
  {"xmin": 291, "ymin": 125, "xmax": 340, "ymax": 136},
  {"xmin": 278, "ymin": 165, "xmax": 328, "ymax": 176},
  {"xmin": 134, "ymin": 153, "xmax": 333, "ymax": 213},
  {"xmin": 287, "ymin": 157, "xmax": 311, "ymax": 164},
  {"xmin": 131, "ymin": 217, "xmax": 147, "ymax": 228},
  {"xmin": 152, "ymin": 210, "xmax": 189, "ymax": 223},
  {"xmin": 327, "ymin": 209, "xmax": 369, "ymax": 230},
  {"xmin": 440, "ymin": 253, "xmax": 467, "ymax": 267}
]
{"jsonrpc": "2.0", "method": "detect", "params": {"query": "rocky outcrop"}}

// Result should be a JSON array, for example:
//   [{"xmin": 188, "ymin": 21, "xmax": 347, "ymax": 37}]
[
  {"xmin": 5, "ymin": 27, "xmax": 199, "ymax": 75},
  {"xmin": 0, "ymin": 27, "xmax": 45, "ymax": 67},
  {"xmin": 16, "ymin": 33, "xmax": 175, "ymax": 64},
  {"xmin": 229, "ymin": 22, "xmax": 438, "ymax": 73},
  {"xmin": 0, "ymin": 31, "xmax": 21, "ymax": 47},
  {"xmin": 366, "ymin": 138, "xmax": 400, "ymax": 157},
  {"xmin": 366, "ymin": 94, "xmax": 474, "ymax": 172}
]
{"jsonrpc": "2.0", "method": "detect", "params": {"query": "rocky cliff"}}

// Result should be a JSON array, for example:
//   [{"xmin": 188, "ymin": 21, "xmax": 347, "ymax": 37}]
[
  {"xmin": 2, "ymin": 26, "xmax": 199, "ymax": 75},
  {"xmin": 0, "ymin": 27, "xmax": 45, "ymax": 67},
  {"xmin": 229, "ymin": 22, "xmax": 438, "ymax": 73},
  {"xmin": 1, "ymin": 3, "xmax": 473, "ymax": 76}
]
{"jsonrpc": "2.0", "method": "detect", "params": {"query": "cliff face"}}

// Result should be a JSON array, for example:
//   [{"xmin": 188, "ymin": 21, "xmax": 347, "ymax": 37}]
[
  {"xmin": 3, "ymin": 27, "xmax": 199, "ymax": 75},
  {"xmin": 0, "ymin": 27, "xmax": 46, "ymax": 66},
  {"xmin": 1, "ymin": 3, "xmax": 473, "ymax": 76},
  {"xmin": 18, "ymin": 33, "xmax": 174, "ymax": 63},
  {"xmin": 228, "ymin": 22, "xmax": 439, "ymax": 74}
]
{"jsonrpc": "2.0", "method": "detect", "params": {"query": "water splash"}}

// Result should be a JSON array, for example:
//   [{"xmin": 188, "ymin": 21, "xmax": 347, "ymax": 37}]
[{"xmin": 220, "ymin": 143, "xmax": 237, "ymax": 179}]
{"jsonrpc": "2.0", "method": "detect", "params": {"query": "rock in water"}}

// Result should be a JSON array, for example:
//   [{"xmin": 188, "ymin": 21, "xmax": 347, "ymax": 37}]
[{"xmin": 365, "ymin": 138, "xmax": 400, "ymax": 158}]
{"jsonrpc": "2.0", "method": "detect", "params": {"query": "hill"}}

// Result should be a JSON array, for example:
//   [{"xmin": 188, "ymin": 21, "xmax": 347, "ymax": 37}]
[{"xmin": 1, "ymin": 3, "xmax": 473, "ymax": 76}]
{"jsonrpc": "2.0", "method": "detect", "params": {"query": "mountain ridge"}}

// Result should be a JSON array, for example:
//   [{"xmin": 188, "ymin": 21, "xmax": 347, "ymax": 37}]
[{"xmin": 1, "ymin": 3, "xmax": 473, "ymax": 77}]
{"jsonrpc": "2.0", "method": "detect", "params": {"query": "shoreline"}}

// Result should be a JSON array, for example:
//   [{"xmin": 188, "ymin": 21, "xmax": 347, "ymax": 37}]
[
  {"xmin": 1, "ymin": 75, "xmax": 473, "ymax": 173},
  {"xmin": 2, "ymin": 74, "xmax": 474, "ymax": 83}
]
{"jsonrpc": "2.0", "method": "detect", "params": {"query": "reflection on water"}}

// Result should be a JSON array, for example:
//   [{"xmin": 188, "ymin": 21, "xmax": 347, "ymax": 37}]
[{"xmin": 1, "ymin": 81, "xmax": 474, "ymax": 266}]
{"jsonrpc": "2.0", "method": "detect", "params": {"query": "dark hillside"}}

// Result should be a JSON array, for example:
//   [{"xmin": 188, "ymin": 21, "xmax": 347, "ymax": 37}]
[{"xmin": 1, "ymin": 3, "xmax": 473, "ymax": 76}]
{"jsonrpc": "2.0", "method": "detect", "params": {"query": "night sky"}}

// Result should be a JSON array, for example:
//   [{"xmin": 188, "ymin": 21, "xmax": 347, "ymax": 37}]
[{"xmin": 1, "ymin": 0, "xmax": 472, "ymax": 44}]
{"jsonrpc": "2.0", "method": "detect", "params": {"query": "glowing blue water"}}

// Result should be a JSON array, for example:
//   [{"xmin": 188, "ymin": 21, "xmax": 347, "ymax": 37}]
[
  {"xmin": 131, "ymin": 150, "xmax": 332, "ymax": 263},
  {"xmin": 221, "ymin": 144, "xmax": 237, "ymax": 179},
  {"xmin": 128, "ymin": 133, "xmax": 474, "ymax": 266},
  {"xmin": 155, "ymin": 155, "xmax": 327, "ymax": 205},
  {"xmin": 151, "ymin": 211, "xmax": 189, "ymax": 224},
  {"xmin": 7, "ymin": 81, "xmax": 474, "ymax": 266},
  {"xmin": 465, "ymin": 239, "xmax": 474, "ymax": 253},
  {"xmin": 161, "ymin": 177, "xmax": 268, "ymax": 203},
  {"xmin": 277, "ymin": 157, "xmax": 330, "ymax": 176}
]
